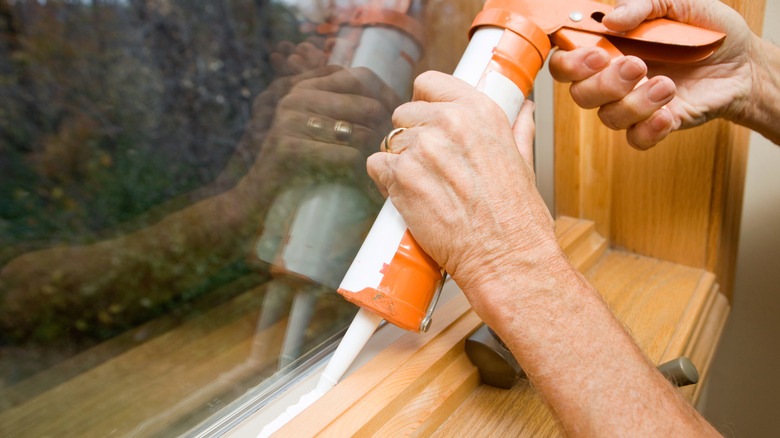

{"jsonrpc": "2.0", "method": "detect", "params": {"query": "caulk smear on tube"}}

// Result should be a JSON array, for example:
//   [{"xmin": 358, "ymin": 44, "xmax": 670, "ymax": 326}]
[{"xmin": 257, "ymin": 308, "xmax": 383, "ymax": 438}]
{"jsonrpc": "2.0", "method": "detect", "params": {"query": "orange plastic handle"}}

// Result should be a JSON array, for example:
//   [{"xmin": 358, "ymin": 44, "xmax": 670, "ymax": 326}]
[{"xmin": 476, "ymin": 0, "xmax": 725, "ymax": 63}]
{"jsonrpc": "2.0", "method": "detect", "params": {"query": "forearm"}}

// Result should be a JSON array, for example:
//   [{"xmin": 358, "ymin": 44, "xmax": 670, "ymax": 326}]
[
  {"xmin": 461, "ymin": 245, "xmax": 720, "ymax": 437},
  {"xmin": 118, "ymin": 184, "xmax": 262, "ymax": 288},
  {"xmin": 732, "ymin": 35, "xmax": 780, "ymax": 145},
  {"xmin": 0, "ymin": 183, "xmax": 268, "ymax": 340}
]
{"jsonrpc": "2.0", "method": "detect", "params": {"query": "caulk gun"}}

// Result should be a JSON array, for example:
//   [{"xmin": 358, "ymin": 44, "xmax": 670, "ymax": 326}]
[
  {"xmin": 259, "ymin": 0, "xmax": 724, "ymax": 435},
  {"xmin": 337, "ymin": 0, "xmax": 726, "ymax": 334},
  {"xmin": 251, "ymin": 0, "xmax": 425, "ymax": 368}
]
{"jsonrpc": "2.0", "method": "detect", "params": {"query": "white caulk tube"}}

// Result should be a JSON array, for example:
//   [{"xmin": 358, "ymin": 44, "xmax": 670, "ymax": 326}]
[
  {"xmin": 330, "ymin": 21, "xmax": 422, "ymax": 99},
  {"xmin": 253, "ymin": 7, "xmax": 424, "ymax": 369},
  {"xmin": 256, "ymin": 7, "xmax": 427, "ymax": 437},
  {"xmin": 454, "ymin": 27, "xmax": 527, "ymax": 119},
  {"xmin": 259, "ymin": 8, "xmax": 553, "ymax": 436},
  {"xmin": 336, "ymin": 26, "xmax": 534, "ymax": 331},
  {"xmin": 254, "ymin": 9, "xmax": 424, "ymax": 289}
]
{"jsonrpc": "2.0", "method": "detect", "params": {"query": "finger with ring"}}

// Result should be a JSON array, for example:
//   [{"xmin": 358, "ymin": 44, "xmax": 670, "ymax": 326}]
[
  {"xmin": 333, "ymin": 120, "xmax": 353, "ymax": 143},
  {"xmin": 382, "ymin": 127, "xmax": 406, "ymax": 153},
  {"xmin": 307, "ymin": 116, "xmax": 325, "ymax": 134}
]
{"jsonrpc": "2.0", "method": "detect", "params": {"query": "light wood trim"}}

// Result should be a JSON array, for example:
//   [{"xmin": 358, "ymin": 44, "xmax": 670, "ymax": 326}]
[
  {"xmin": 370, "ymin": 352, "xmax": 479, "ymax": 437},
  {"xmin": 4, "ymin": 0, "xmax": 757, "ymax": 432},
  {"xmin": 682, "ymin": 292, "xmax": 730, "ymax": 403},
  {"xmin": 553, "ymin": 0, "xmax": 765, "ymax": 300},
  {"xmin": 414, "ymin": 0, "xmax": 486, "ymax": 76},
  {"xmin": 268, "ymin": 218, "xmax": 727, "ymax": 436},
  {"xmin": 272, "ymin": 291, "xmax": 481, "ymax": 437},
  {"xmin": 0, "ymin": 218, "xmax": 729, "ymax": 437},
  {"xmin": 432, "ymin": 254, "xmax": 728, "ymax": 437}
]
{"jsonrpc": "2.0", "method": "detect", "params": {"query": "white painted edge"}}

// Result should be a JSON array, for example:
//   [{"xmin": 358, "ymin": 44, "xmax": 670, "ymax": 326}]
[{"xmin": 224, "ymin": 279, "xmax": 463, "ymax": 438}]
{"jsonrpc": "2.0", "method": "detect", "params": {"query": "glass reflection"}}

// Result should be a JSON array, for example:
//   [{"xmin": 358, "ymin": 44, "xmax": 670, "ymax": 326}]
[{"xmin": 0, "ymin": 0, "xmax": 423, "ymax": 435}]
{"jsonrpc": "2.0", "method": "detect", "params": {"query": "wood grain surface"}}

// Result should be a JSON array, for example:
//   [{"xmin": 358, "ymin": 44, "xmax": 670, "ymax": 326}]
[
  {"xmin": 553, "ymin": 0, "xmax": 765, "ymax": 300},
  {"xmin": 267, "ymin": 218, "xmax": 727, "ymax": 437}
]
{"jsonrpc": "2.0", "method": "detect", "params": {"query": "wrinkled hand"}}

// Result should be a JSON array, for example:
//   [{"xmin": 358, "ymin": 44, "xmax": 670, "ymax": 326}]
[
  {"xmin": 366, "ymin": 71, "xmax": 559, "ymax": 292},
  {"xmin": 549, "ymin": 0, "xmax": 755, "ymax": 149},
  {"xmin": 243, "ymin": 37, "xmax": 332, "ymax": 139},
  {"xmin": 243, "ymin": 66, "xmax": 401, "ymax": 197},
  {"xmin": 270, "ymin": 37, "xmax": 328, "ymax": 76},
  {"xmin": 238, "ymin": 38, "xmax": 331, "ymax": 142}
]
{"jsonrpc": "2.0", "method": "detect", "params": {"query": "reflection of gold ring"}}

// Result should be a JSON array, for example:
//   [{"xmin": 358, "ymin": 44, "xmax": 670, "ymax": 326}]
[
  {"xmin": 307, "ymin": 116, "xmax": 324, "ymax": 133},
  {"xmin": 333, "ymin": 120, "xmax": 353, "ymax": 143},
  {"xmin": 383, "ymin": 127, "xmax": 406, "ymax": 153}
]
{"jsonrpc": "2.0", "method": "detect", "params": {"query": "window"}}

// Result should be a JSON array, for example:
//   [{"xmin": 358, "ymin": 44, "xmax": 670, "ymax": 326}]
[{"xmin": 0, "ymin": 0, "xmax": 425, "ymax": 435}]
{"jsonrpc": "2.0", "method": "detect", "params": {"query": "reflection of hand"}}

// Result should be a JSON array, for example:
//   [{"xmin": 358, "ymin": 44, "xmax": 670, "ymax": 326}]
[
  {"xmin": 242, "ymin": 66, "xmax": 401, "ymax": 198},
  {"xmin": 548, "ymin": 0, "xmax": 757, "ymax": 149},
  {"xmin": 0, "ymin": 54, "xmax": 404, "ymax": 343},
  {"xmin": 366, "ymin": 71, "xmax": 560, "ymax": 295},
  {"xmin": 227, "ymin": 38, "xmax": 330, "ymax": 163},
  {"xmin": 270, "ymin": 37, "xmax": 328, "ymax": 76}
]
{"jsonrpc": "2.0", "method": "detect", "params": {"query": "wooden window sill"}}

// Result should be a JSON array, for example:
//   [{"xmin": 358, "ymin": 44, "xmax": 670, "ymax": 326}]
[
  {"xmin": 0, "ymin": 217, "xmax": 728, "ymax": 437},
  {"xmin": 249, "ymin": 216, "xmax": 729, "ymax": 437}
]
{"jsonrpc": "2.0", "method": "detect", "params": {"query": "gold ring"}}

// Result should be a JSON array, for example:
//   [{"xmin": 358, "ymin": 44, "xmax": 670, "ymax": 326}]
[
  {"xmin": 383, "ymin": 127, "xmax": 406, "ymax": 153},
  {"xmin": 333, "ymin": 120, "xmax": 353, "ymax": 143},
  {"xmin": 307, "ymin": 116, "xmax": 324, "ymax": 133}
]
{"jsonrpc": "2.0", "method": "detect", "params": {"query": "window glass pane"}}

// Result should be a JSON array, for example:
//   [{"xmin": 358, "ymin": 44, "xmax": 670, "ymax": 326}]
[{"xmin": 0, "ymin": 0, "xmax": 427, "ymax": 435}]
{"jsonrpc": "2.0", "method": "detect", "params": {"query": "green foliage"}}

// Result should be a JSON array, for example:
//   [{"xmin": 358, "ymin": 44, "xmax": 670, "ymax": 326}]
[{"xmin": 0, "ymin": 0, "xmax": 301, "ymax": 248}]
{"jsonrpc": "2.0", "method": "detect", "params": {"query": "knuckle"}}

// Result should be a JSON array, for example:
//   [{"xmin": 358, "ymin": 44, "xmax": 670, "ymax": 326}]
[
  {"xmin": 415, "ymin": 132, "xmax": 438, "ymax": 157},
  {"xmin": 351, "ymin": 66, "xmax": 378, "ymax": 86},
  {"xmin": 597, "ymin": 106, "xmax": 622, "ymax": 130},
  {"xmin": 360, "ymin": 98, "xmax": 385, "ymax": 125},
  {"xmin": 433, "ymin": 103, "xmax": 468, "ymax": 133},
  {"xmin": 277, "ymin": 92, "xmax": 299, "ymax": 110},
  {"xmin": 413, "ymin": 70, "xmax": 437, "ymax": 90},
  {"xmin": 413, "ymin": 130, "xmax": 447, "ymax": 163},
  {"xmin": 393, "ymin": 159, "xmax": 422, "ymax": 192},
  {"xmin": 439, "ymin": 109, "xmax": 460, "ymax": 132},
  {"xmin": 391, "ymin": 104, "xmax": 407, "ymax": 124},
  {"xmin": 570, "ymin": 84, "xmax": 598, "ymax": 109}
]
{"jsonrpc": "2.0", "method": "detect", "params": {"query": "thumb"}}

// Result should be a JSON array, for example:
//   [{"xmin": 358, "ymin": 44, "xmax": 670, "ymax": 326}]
[
  {"xmin": 603, "ymin": 0, "xmax": 654, "ymax": 32},
  {"xmin": 512, "ymin": 100, "xmax": 536, "ymax": 169},
  {"xmin": 366, "ymin": 151, "xmax": 394, "ymax": 198}
]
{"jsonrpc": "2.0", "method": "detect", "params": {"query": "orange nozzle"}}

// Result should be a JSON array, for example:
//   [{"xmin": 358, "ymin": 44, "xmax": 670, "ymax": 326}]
[{"xmin": 338, "ymin": 230, "xmax": 442, "ymax": 332}]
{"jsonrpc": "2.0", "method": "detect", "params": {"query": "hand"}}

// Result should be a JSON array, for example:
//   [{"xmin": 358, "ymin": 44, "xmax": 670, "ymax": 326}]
[
  {"xmin": 366, "ymin": 71, "xmax": 561, "ymax": 294},
  {"xmin": 270, "ymin": 37, "xmax": 328, "ymax": 76},
  {"xmin": 548, "ymin": 0, "xmax": 756, "ymax": 149},
  {"xmin": 237, "ymin": 38, "xmax": 331, "ymax": 141},
  {"xmin": 242, "ymin": 66, "xmax": 401, "ymax": 198}
]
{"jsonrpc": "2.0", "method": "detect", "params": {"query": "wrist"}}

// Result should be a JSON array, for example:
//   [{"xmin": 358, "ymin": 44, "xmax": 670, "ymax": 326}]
[
  {"xmin": 728, "ymin": 35, "xmax": 780, "ymax": 145},
  {"xmin": 234, "ymin": 149, "xmax": 281, "ymax": 212},
  {"xmin": 456, "ymin": 236, "xmax": 580, "ymax": 326}
]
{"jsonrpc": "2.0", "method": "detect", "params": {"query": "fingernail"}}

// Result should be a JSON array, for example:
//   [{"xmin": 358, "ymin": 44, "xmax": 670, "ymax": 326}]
[
  {"xmin": 650, "ymin": 109, "xmax": 672, "ymax": 132},
  {"xmin": 647, "ymin": 79, "xmax": 674, "ymax": 104},
  {"xmin": 610, "ymin": 5, "xmax": 627, "ymax": 19},
  {"xmin": 619, "ymin": 58, "xmax": 644, "ymax": 81},
  {"xmin": 585, "ymin": 50, "xmax": 609, "ymax": 70}
]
